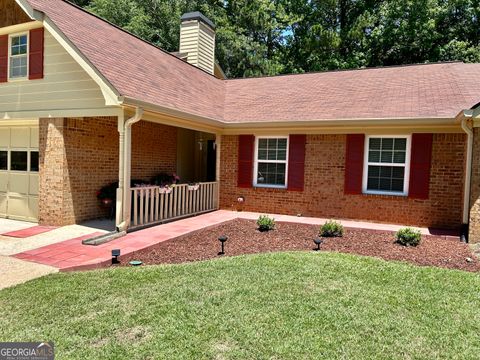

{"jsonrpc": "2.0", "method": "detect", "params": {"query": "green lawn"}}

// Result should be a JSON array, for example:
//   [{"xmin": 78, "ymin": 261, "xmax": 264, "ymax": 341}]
[{"xmin": 1, "ymin": 252, "xmax": 479, "ymax": 359}]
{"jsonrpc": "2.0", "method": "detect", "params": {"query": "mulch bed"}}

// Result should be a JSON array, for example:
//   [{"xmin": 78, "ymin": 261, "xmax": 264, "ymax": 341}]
[{"xmin": 120, "ymin": 219, "xmax": 480, "ymax": 272}]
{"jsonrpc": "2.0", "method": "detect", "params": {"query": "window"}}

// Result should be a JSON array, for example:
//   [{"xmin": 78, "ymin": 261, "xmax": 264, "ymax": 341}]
[
  {"xmin": 30, "ymin": 151, "xmax": 39, "ymax": 172},
  {"xmin": 363, "ymin": 136, "xmax": 410, "ymax": 196},
  {"xmin": 0, "ymin": 151, "xmax": 6, "ymax": 170},
  {"xmin": 10, "ymin": 151, "xmax": 28, "ymax": 171},
  {"xmin": 9, "ymin": 34, "xmax": 28, "ymax": 79},
  {"xmin": 254, "ymin": 137, "xmax": 288, "ymax": 187}
]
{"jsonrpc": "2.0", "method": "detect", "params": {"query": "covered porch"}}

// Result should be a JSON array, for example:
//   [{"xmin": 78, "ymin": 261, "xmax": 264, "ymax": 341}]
[{"xmin": 115, "ymin": 108, "xmax": 222, "ymax": 232}]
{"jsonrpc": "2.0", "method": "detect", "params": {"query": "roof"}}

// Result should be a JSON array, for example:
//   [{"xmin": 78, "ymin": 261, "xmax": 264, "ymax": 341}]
[
  {"xmin": 25, "ymin": 1, "xmax": 480, "ymax": 125},
  {"xmin": 224, "ymin": 62, "xmax": 480, "ymax": 123},
  {"xmin": 27, "ymin": 0, "xmax": 225, "ymax": 121}
]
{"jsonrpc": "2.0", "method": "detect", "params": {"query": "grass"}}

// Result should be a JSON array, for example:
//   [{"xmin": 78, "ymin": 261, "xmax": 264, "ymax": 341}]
[{"xmin": 1, "ymin": 252, "xmax": 480, "ymax": 359}]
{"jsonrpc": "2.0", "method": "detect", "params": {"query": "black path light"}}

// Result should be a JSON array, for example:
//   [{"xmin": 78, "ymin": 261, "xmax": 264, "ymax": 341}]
[
  {"xmin": 111, "ymin": 249, "xmax": 121, "ymax": 264},
  {"xmin": 313, "ymin": 237, "xmax": 323, "ymax": 251},
  {"xmin": 218, "ymin": 235, "xmax": 228, "ymax": 255}
]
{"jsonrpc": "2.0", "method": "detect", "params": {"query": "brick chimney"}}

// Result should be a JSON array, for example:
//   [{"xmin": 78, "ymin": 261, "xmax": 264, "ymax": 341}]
[{"xmin": 179, "ymin": 12, "xmax": 216, "ymax": 75}]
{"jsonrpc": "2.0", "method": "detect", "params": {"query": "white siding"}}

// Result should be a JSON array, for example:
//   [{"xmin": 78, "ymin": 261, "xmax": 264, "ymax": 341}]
[
  {"xmin": 0, "ymin": 27, "xmax": 106, "ymax": 113},
  {"xmin": 179, "ymin": 20, "xmax": 215, "ymax": 74}
]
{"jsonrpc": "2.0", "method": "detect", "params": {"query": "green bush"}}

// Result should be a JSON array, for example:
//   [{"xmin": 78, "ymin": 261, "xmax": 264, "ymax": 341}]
[
  {"xmin": 257, "ymin": 215, "xmax": 275, "ymax": 232},
  {"xmin": 396, "ymin": 227, "xmax": 421, "ymax": 247},
  {"xmin": 320, "ymin": 220, "xmax": 344, "ymax": 237}
]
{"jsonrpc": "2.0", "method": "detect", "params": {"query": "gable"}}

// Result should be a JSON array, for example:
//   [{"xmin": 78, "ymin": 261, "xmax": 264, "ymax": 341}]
[
  {"xmin": 0, "ymin": 25, "xmax": 109, "ymax": 116},
  {"xmin": 0, "ymin": 0, "xmax": 31, "ymax": 28}
]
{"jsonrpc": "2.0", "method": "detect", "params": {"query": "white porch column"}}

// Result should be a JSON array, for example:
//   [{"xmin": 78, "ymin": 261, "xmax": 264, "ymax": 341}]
[
  {"xmin": 215, "ymin": 133, "xmax": 221, "ymax": 209},
  {"xmin": 116, "ymin": 114, "xmax": 125, "ymax": 227}
]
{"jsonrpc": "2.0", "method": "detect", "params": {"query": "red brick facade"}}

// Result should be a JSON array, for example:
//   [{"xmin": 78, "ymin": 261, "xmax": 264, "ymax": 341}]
[
  {"xmin": 469, "ymin": 128, "xmax": 480, "ymax": 243},
  {"xmin": 39, "ymin": 117, "xmax": 177, "ymax": 225},
  {"xmin": 220, "ymin": 133, "xmax": 466, "ymax": 229}
]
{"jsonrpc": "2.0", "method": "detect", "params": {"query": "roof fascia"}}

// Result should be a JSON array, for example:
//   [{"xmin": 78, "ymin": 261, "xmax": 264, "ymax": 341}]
[{"xmin": 15, "ymin": 0, "xmax": 44, "ymax": 21}]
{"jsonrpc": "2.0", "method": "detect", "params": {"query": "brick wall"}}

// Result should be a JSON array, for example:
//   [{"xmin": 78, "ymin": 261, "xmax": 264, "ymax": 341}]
[
  {"xmin": 39, "ymin": 117, "xmax": 177, "ymax": 225},
  {"xmin": 220, "ymin": 133, "xmax": 466, "ymax": 229},
  {"xmin": 469, "ymin": 128, "xmax": 480, "ymax": 243}
]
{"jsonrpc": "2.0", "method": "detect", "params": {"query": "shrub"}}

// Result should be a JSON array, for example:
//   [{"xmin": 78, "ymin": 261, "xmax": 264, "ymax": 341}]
[
  {"xmin": 396, "ymin": 227, "xmax": 421, "ymax": 247},
  {"xmin": 257, "ymin": 215, "xmax": 275, "ymax": 232},
  {"xmin": 320, "ymin": 220, "xmax": 344, "ymax": 237}
]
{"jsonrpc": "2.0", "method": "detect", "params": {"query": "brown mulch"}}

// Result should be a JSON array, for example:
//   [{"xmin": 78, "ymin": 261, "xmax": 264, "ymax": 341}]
[{"xmin": 120, "ymin": 219, "xmax": 480, "ymax": 272}]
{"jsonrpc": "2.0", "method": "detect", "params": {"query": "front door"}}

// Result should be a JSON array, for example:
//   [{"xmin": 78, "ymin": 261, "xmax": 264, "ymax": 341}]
[{"xmin": 0, "ymin": 125, "xmax": 39, "ymax": 222}]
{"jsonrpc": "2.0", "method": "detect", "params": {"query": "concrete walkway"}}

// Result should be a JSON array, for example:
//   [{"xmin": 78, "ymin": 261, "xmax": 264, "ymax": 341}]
[
  {"xmin": 11, "ymin": 210, "xmax": 456, "ymax": 272},
  {"xmin": 0, "ymin": 220, "xmax": 109, "ymax": 256},
  {"xmin": 0, "ymin": 255, "xmax": 58, "ymax": 290}
]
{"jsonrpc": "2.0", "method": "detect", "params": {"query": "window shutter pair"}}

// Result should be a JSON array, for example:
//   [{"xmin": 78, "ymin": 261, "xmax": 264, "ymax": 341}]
[
  {"xmin": 344, "ymin": 133, "xmax": 433, "ymax": 199},
  {"xmin": 0, "ymin": 28, "xmax": 44, "ymax": 83},
  {"xmin": 237, "ymin": 134, "xmax": 306, "ymax": 190}
]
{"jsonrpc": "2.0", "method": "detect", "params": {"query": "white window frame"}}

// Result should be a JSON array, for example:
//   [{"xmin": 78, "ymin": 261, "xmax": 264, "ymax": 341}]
[
  {"xmin": 253, "ymin": 135, "xmax": 289, "ymax": 189},
  {"xmin": 8, "ymin": 32, "xmax": 29, "ymax": 81},
  {"xmin": 362, "ymin": 135, "xmax": 411, "ymax": 196}
]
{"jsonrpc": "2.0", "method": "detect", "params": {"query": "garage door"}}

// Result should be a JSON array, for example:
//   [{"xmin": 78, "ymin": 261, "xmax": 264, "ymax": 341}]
[{"xmin": 0, "ymin": 125, "xmax": 39, "ymax": 222}]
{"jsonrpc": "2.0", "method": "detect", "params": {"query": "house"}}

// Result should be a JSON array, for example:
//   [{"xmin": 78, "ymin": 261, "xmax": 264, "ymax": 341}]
[{"xmin": 2, "ymin": 0, "xmax": 480, "ymax": 243}]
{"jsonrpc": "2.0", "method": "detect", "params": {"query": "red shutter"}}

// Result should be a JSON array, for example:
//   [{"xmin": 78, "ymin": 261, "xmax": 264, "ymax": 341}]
[
  {"xmin": 288, "ymin": 135, "xmax": 306, "ymax": 191},
  {"xmin": 238, "ymin": 135, "xmax": 254, "ymax": 188},
  {"xmin": 29, "ymin": 28, "xmax": 44, "ymax": 80},
  {"xmin": 0, "ymin": 35, "xmax": 7, "ymax": 83},
  {"xmin": 344, "ymin": 134, "xmax": 365, "ymax": 195},
  {"xmin": 408, "ymin": 133, "xmax": 433, "ymax": 200}
]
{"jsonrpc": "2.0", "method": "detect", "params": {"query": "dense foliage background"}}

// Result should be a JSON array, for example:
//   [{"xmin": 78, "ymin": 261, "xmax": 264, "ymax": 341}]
[{"xmin": 71, "ymin": 0, "xmax": 480, "ymax": 78}]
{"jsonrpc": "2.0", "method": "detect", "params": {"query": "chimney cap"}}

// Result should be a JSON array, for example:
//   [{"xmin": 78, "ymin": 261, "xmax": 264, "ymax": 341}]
[{"xmin": 181, "ymin": 11, "xmax": 215, "ymax": 30}]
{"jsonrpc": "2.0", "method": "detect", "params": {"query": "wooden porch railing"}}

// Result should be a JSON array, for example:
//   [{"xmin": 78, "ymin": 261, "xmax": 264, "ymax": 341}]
[{"xmin": 129, "ymin": 182, "xmax": 218, "ymax": 229}]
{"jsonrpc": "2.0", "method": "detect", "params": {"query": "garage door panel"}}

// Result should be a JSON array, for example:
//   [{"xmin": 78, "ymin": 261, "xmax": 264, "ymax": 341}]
[
  {"xmin": 30, "ymin": 128, "xmax": 39, "ymax": 148},
  {"xmin": 10, "ymin": 128, "xmax": 30, "ymax": 148},
  {"xmin": 7, "ymin": 196, "xmax": 29, "ymax": 220},
  {"xmin": 0, "ymin": 129, "xmax": 9, "ymax": 147},
  {"xmin": 9, "ymin": 173, "xmax": 29, "ymax": 195},
  {"xmin": 0, "ymin": 173, "xmax": 7, "ymax": 192},
  {"xmin": 29, "ymin": 174, "xmax": 39, "ymax": 195},
  {"xmin": 0, "ymin": 124, "xmax": 39, "ymax": 222},
  {"xmin": 28, "ymin": 197, "xmax": 38, "ymax": 220},
  {"xmin": 0, "ymin": 194, "xmax": 6, "ymax": 216}
]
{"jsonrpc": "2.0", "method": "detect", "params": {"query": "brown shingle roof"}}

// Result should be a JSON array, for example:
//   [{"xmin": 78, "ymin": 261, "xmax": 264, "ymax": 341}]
[
  {"xmin": 27, "ymin": 0, "xmax": 480, "ymax": 124},
  {"xmin": 28, "ymin": 0, "xmax": 225, "ymax": 121},
  {"xmin": 224, "ymin": 62, "xmax": 480, "ymax": 123}
]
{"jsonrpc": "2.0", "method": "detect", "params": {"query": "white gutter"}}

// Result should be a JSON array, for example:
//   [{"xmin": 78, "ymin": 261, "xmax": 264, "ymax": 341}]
[
  {"xmin": 461, "ymin": 113, "xmax": 474, "ymax": 228},
  {"xmin": 117, "ymin": 107, "xmax": 144, "ymax": 232}
]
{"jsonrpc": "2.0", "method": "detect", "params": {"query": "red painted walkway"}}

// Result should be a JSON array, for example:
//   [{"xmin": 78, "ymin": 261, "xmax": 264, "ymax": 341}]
[{"xmin": 13, "ymin": 211, "xmax": 457, "ymax": 272}]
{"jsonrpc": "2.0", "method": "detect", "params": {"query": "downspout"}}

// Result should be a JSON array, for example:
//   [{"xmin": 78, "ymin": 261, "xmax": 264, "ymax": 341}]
[
  {"xmin": 117, "ymin": 107, "xmax": 144, "ymax": 232},
  {"xmin": 461, "ymin": 114, "xmax": 473, "ymax": 242}
]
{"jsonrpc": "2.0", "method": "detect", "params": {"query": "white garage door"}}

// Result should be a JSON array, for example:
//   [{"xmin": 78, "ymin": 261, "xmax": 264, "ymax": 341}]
[{"xmin": 0, "ymin": 125, "xmax": 39, "ymax": 222}]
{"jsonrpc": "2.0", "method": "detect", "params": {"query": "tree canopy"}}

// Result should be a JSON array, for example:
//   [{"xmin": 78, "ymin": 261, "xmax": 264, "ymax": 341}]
[{"xmin": 71, "ymin": 0, "xmax": 480, "ymax": 78}]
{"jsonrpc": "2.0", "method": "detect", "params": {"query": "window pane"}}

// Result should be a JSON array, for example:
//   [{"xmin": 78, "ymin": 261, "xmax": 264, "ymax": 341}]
[
  {"xmin": 0, "ymin": 151, "xmax": 7, "ymax": 170},
  {"xmin": 258, "ymin": 139, "xmax": 268, "ymax": 149},
  {"xmin": 278, "ymin": 139, "xmax": 287, "ymax": 150},
  {"xmin": 393, "ymin": 151, "xmax": 406, "ymax": 163},
  {"xmin": 380, "ymin": 151, "xmax": 393, "ymax": 163},
  {"xmin": 368, "ymin": 150, "xmax": 380, "ymax": 162},
  {"xmin": 277, "ymin": 149, "xmax": 287, "ymax": 161},
  {"xmin": 257, "ymin": 162, "xmax": 286, "ymax": 186},
  {"xmin": 369, "ymin": 138, "xmax": 381, "ymax": 150},
  {"xmin": 367, "ymin": 165, "xmax": 404, "ymax": 193},
  {"xmin": 258, "ymin": 149, "xmax": 267, "ymax": 160},
  {"xmin": 394, "ymin": 138, "xmax": 407, "ymax": 151},
  {"xmin": 267, "ymin": 149, "xmax": 277, "ymax": 160},
  {"xmin": 11, "ymin": 151, "xmax": 27, "ymax": 171},
  {"xmin": 9, "ymin": 55, "xmax": 27, "ymax": 78},
  {"xmin": 381, "ymin": 138, "xmax": 394, "ymax": 150},
  {"xmin": 30, "ymin": 151, "xmax": 39, "ymax": 172}
]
